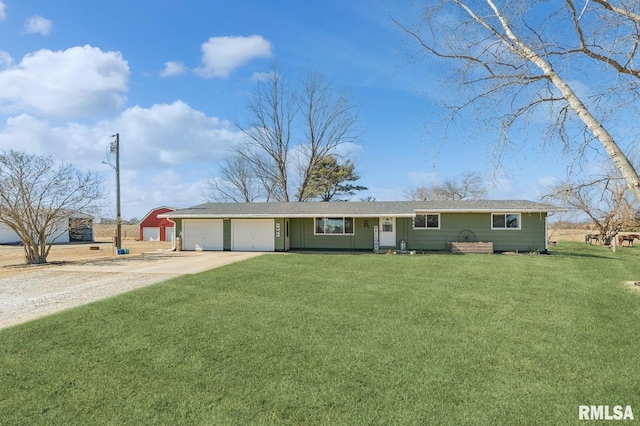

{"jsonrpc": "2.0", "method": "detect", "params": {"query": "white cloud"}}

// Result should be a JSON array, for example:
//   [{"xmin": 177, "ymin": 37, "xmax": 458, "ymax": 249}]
[
  {"xmin": 0, "ymin": 101, "xmax": 244, "ymax": 218},
  {"xmin": 0, "ymin": 101, "xmax": 242, "ymax": 170},
  {"xmin": 109, "ymin": 101, "xmax": 241, "ymax": 168},
  {"xmin": 160, "ymin": 61, "xmax": 186, "ymax": 77},
  {"xmin": 0, "ymin": 114, "xmax": 116, "ymax": 162},
  {"xmin": 121, "ymin": 172, "xmax": 206, "ymax": 214},
  {"xmin": 195, "ymin": 35, "xmax": 272, "ymax": 78},
  {"xmin": 0, "ymin": 50, "xmax": 11, "ymax": 68},
  {"xmin": 0, "ymin": 45, "xmax": 129, "ymax": 118},
  {"xmin": 335, "ymin": 142, "xmax": 363, "ymax": 159},
  {"xmin": 0, "ymin": 1, "xmax": 6, "ymax": 21},
  {"xmin": 24, "ymin": 15, "xmax": 53, "ymax": 35},
  {"xmin": 150, "ymin": 168, "xmax": 181, "ymax": 185}
]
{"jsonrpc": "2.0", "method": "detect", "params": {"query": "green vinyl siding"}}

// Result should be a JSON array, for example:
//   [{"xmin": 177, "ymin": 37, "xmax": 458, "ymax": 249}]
[
  {"xmin": 409, "ymin": 212, "xmax": 547, "ymax": 252},
  {"xmin": 174, "ymin": 218, "xmax": 183, "ymax": 237},
  {"xmin": 174, "ymin": 211, "xmax": 547, "ymax": 252},
  {"xmin": 275, "ymin": 218, "xmax": 286, "ymax": 251},
  {"xmin": 396, "ymin": 218, "xmax": 412, "ymax": 248},
  {"xmin": 290, "ymin": 217, "xmax": 376, "ymax": 250},
  {"xmin": 223, "ymin": 219, "xmax": 231, "ymax": 251},
  {"xmin": 490, "ymin": 212, "xmax": 547, "ymax": 251}
]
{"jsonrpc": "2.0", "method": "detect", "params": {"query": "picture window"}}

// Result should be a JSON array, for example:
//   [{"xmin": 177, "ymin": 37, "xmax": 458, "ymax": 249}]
[
  {"xmin": 414, "ymin": 214, "xmax": 440, "ymax": 229},
  {"xmin": 315, "ymin": 217, "xmax": 354, "ymax": 235}
]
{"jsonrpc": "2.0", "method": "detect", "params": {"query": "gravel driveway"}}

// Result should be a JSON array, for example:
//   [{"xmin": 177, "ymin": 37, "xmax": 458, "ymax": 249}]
[{"xmin": 0, "ymin": 251, "xmax": 262, "ymax": 330}]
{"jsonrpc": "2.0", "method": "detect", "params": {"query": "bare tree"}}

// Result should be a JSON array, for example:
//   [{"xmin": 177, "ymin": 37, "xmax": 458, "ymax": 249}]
[
  {"xmin": 206, "ymin": 64, "xmax": 361, "ymax": 203},
  {"xmin": 231, "ymin": 65, "xmax": 296, "ymax": 202},
  {"xmin": 396, "ymin": 0, "xmax": 640, "ymax": 201},
  {"xmin": 544, "ymin": 171, "xmax": 638, "ymax": 243},
  {"xmin": 407, "ymin": 171, "xmax": 487, "ymax": 201},
  {"xmin": 204, "ymin": 156, "xmax": 274, "ymax": 203},
  {"xmin": 294, "ymin": 71, "xmax": 360, "ymax": 201},
  {"xmin": 0, "ymin": 150, "xmax": 104, "ymax": 264}
]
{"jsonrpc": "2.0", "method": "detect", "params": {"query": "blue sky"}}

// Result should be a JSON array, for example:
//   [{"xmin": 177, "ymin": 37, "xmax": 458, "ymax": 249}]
[{"xmin": 0, "ymin": 0, "xmax": 567, "ymax": 220}]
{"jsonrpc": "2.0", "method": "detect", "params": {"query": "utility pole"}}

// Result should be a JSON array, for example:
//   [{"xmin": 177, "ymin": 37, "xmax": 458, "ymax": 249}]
[{"xmin": 111, "ymin": 133, "xmax": 122, "ymax": 249}]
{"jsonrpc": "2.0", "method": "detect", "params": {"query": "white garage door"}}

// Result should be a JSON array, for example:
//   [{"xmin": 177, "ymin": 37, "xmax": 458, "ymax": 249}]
[
  {"xmin": 232, "ymin": 219, "xmax": 275, "ymax": 251},
  {"xmin": 183, "ymin": 219, "xmax": 223, "ymax": 251},
  {"xmin": 143, "ymin": 227, "xmax": 160, "ymax": 241}
]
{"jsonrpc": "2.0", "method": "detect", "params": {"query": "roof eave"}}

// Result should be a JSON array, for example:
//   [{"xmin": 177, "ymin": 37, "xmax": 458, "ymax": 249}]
[
  {"xmin": 159, "ymin": 213, "xmax": 418, "ymax": 219},
  {"xmin": 414, "ymin": 208, "xmax": 567, "ymax": 213}
]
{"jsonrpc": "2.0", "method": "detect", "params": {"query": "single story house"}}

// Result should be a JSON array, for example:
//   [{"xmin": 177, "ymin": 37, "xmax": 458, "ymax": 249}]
[
  {"xmin": 159, "ymin": 200, "xmax": 564, "ymax": 253},
  {"xmin": 139, "ymin": 206, "xmax": 176, "ymax": 242}
]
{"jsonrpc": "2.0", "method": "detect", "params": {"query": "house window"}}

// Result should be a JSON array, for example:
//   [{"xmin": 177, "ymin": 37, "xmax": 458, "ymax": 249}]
[
  {"xmin": 315, "ymin": 217, "xmax": 354, "ymax": 235},
  {"xmin": 414, "ymin": 214, "xmax": 440, "ymax": 229},
  {"xmin": 492, "ymin": 213, "xmax": 520, "ymax": 230},
  {"xmin": 382, "ymin": 217, "xmax": 393, "ymax": 232}
]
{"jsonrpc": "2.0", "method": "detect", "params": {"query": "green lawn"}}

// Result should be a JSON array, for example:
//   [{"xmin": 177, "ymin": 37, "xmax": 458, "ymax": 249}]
[{"xmin": 2, "ymin": 242, "xmax": 640, "ymax": 424}]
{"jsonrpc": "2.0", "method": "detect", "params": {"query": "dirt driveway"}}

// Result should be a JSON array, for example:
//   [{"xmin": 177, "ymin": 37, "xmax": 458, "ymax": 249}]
[{"xmin": 0, "ymin": 250, "xmax": 263, "ymax": 330}]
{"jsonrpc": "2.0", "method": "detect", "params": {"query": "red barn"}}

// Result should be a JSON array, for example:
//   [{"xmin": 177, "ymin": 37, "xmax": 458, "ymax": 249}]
[{"xmin": 139, "ymin": 207, "xmax": 176, "ymax": 242}]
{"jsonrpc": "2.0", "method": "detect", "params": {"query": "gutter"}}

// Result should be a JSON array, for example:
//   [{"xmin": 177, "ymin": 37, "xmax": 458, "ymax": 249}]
[
  {"xmin": 159, "ymin": 210, "xmax": 567, "ymax": 219},
  {"xmin": 158, "ymin": 213, "xmax": 419, "ymax": 219}
]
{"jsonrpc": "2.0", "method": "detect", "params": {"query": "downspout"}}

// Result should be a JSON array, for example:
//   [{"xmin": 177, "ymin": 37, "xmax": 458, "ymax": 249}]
[
  {"xmin": 167, "ymin": 217, "xmax": 176, "ymax": 251},
  {"xmin": 545, "ymin": 212, "xmax": 554, "ymax": 252}
]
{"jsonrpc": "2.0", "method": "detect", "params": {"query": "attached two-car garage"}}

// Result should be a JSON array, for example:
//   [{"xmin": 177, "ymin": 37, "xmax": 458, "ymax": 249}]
[{"xmin": 181, "ymin": 219, "xmax": 274, "ymax": 252}]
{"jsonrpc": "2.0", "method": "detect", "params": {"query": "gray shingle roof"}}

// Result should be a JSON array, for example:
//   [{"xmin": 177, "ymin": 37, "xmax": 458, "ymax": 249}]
[{"xmin": 160, "ymin": 200, "xmax": 564, "ymax": 218}]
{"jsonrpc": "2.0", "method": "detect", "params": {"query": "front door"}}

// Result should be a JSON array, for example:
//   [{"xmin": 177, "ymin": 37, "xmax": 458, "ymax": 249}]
[{"xmin": 379, "ymin": 217, "xmax": 396, "ymax": 247}]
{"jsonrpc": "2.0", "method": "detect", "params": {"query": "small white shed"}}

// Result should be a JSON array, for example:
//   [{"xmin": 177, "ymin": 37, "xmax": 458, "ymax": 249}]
[{"xmin": 0, "ymin": 215, "xmax": 94, "ymax": 245}]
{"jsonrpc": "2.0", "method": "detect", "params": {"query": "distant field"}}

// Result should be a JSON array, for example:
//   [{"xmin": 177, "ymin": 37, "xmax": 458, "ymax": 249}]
[
  {"xmin": 548, "ymin": 228, "xmax": 591, "ymax": 242},
  {"xmin": 94, "ymin": 224, "xmax": 140, "ymax": 241}
]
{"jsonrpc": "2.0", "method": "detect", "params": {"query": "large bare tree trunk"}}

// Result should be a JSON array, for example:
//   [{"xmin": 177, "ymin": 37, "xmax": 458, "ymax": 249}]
[
  {"xmin": 482, "ymin": 0, "xmax": 640, "ymax": 201},
  {"xmin": 398, "ymin": 0, "xmax": 640, "ymax": 201}
]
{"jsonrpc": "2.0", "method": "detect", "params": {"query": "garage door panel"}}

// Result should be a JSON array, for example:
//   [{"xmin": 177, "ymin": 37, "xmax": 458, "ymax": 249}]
[
  {"xmin": 183, "ymin": 219, "xmax": 223, "ymax": 251},
  {"xmin": 232, "ymin": 219, "xmax": 274, "ymax": 251},
  {"xmin": 143, "ymin": 227, "xmax": 160, "ymax": 241}
]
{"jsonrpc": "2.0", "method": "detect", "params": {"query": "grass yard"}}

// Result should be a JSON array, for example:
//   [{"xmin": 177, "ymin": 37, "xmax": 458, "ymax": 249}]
[{"xmin": 1, "ymin": 242, "xmax": 640, "ymax": 424}]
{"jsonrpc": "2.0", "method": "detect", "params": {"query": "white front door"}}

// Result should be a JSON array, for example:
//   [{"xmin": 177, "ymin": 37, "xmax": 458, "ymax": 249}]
[{"xmin": 379, "ymin": 217, "xmax": 396, "ymax": 247}]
